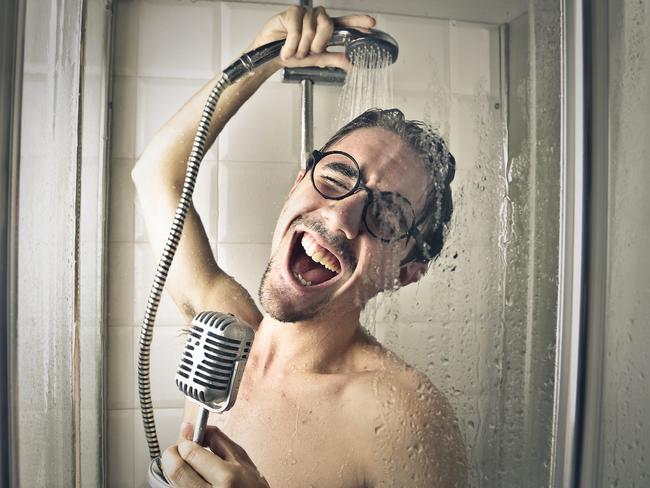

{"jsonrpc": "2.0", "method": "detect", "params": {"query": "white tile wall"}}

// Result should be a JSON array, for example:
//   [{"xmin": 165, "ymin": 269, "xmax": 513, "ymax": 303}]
[
  {"xmin": 217, "ymin": 161, "xmax": 297, "ymax": 242},
  {"xmin": 393, "ymin": 88, "xmax": 449, "ymax": 128},
  {"xmin": 135, "ymin": 77, "xmax": 213, "ymax": 157},
  {"xmin": 131, "ymin": 328, "xmax": 186, "ymax": 408},
  {"xmin": 313, "ymin": 85, "xmax": 341, "ymax": 148},
  {"xmin": 138, "ymin": 0, "xmax": 220, "ymax": 80},
  {"xmin": 376, "ymin": 14, "xmax": 450, "ymax": 92},
  {"xmin": 217, "ymin": 242, "xmax": 271, "ymax": 306},
  {"xmin": 108, "ymin": 2, "xmax": 505, "ymax": 486},
  {"xmin": 219, "ymin": 82, "xmax": 302, "ymax": 162},
  {"xmin": 450, "ymin": 94, "xmax": 481, "ymax": 170},
  {"xmin": 450, "ymin": 22, "xmax": 501, "ymax": 97},
  {"xmin": 108, "ymin": 409, "xmax": 135, "ymax": 487}
]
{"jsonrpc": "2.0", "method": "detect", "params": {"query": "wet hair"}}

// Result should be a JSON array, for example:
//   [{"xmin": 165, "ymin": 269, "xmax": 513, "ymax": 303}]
[{"xmin": 321, "ymin": 108, "xmax": 455, "ymax": 265}]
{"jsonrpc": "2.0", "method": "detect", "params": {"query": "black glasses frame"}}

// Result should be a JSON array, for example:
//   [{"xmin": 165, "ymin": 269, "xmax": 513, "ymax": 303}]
[{"xmin": 307, "ymin": 149, "xmax": 433, "ymax": 261}]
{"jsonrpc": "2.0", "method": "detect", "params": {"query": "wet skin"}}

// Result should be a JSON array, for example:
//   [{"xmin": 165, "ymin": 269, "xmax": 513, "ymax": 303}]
[
  {"xmin": 180, "ymin": 128, "xmax": 467, "ymax": 487},
  {"xmin": 133, "ymin": 7, "xmax": 467, "ymax": 484}
]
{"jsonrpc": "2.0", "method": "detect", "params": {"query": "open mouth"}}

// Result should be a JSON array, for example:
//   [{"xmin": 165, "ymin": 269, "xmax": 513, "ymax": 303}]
[{"xmin": 289, "ymin": 232, "xmax": 342, "ymax": 287}]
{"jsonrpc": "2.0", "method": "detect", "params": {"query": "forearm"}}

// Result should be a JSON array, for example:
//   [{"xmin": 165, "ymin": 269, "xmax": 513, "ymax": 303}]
[
  {"xmin": 132, "ymin": 59, "xmax": 281, "ymax": 189},
  {"xmin": 127, "ymin": 6, "xmax": 368, "ymax": 321},
  {"xmin": 128, "ymin": 59, "xmax": 280, "ymax": 320},
  {"xmin": 130, "ymin": 59, "xmax": 281, "ymax": 268}
]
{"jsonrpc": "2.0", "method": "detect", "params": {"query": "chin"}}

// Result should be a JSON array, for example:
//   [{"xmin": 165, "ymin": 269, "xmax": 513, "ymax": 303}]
[{"xmin": 258, "ymin": 257, "xmax": 329, "ymax": 323}]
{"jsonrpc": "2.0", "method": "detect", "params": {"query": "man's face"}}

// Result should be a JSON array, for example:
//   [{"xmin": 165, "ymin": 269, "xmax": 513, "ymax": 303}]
[{"xmin": 259, "ymin": 127, "xmax": 431, "ymax": 323}]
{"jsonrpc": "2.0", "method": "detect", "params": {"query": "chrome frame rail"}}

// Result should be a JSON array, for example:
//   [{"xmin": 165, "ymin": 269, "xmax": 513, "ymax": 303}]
[
  {"xmin": 1, "ymin": 0, "xmax": 24, "ymax": 485},
  {"xmin": 552, "ymin": 0, "xmax": 588, "ymax": 486}
]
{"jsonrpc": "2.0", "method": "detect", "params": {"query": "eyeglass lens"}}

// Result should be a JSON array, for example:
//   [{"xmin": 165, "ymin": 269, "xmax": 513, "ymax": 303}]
[{"xmin": 312, "ymin": 153, "xmax": 415, "ymax": 241}]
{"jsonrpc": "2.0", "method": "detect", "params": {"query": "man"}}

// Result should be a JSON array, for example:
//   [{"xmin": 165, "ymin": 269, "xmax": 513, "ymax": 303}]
[{"xmin": 132, "ymin": 6, "xmax": 467, "ymax": 487}]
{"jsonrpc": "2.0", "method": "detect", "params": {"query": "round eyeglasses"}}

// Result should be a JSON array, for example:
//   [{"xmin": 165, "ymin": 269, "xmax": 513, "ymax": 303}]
[{"xmin": 306, "ymin": 149, "xmax": 432, "ymax": 261}]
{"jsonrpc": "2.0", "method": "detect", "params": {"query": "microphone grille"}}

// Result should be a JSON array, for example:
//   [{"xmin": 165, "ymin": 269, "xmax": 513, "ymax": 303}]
[{"xmin": 175, "ymin": 311, "xmax": 254, "ymax": 411}]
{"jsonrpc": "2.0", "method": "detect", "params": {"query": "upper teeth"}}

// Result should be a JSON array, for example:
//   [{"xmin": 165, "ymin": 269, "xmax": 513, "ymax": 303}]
[{"xmin": 301, "ymin": 234, "xmax": 340, "ymax": 273}]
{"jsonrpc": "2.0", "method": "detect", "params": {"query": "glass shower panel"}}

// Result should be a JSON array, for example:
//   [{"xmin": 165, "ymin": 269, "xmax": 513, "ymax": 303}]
[
  {"xmin": 12, "ymin": 0, "xmax": 110, "ymax": 485},
  {"xmin": 600, "ymin": 1, "xmax": 650, "ymax": 485},
  {"xmin": 14, "ymin": 0, "xmax": 82, "ymax": 485},
  {"xmin": 106, "ymin": 1, "xmax": 563, "ymax": 486},
  {"xmin": 362, "ymin": 2, "xmax": 561, "ymax": 486}
]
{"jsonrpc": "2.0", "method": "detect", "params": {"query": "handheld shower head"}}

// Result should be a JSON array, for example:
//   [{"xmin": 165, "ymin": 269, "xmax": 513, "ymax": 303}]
[
  {"xmin": 331, "ymin": 27, "xmax": 399, "ymax": 65},
  {"xmin": 137, "ymin": 23, "xmax": 398, "ymax": 465},
  {"xmin": 223, "ymin": 27, "xmax": 399, "ymax": 84}
]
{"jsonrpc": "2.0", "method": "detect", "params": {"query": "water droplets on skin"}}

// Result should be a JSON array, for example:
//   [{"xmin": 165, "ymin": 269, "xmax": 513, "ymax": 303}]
[{"xmin": 332, "ymin": 39, "xmax": 519, "ymax": 487}]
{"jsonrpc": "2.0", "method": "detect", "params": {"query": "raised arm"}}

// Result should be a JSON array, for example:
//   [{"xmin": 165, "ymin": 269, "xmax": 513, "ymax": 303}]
[{"xmin": 131, "ymin": 7, "xmax": 375, "ymax": 326}]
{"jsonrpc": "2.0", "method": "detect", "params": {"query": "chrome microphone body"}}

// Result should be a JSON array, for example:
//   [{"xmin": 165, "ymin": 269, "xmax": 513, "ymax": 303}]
[
  {"xmin": 147, "ymin": 312, "xmax": 254, "ymax": 487},
  {"xmin": 177, "ymin": 311, "xmax": 255, "ymax": 443}
]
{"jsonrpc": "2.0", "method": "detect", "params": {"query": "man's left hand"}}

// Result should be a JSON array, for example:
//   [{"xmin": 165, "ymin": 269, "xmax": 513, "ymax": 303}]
[{"xmin": 161, "ymin": 423, "xmax": 270, "ymax": 488}]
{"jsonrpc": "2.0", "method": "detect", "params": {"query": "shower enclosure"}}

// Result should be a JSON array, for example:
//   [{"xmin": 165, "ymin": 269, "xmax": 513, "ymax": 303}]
[{"xmin": 1, "ymin": 0, "xmax": 649, "ymax": 487}]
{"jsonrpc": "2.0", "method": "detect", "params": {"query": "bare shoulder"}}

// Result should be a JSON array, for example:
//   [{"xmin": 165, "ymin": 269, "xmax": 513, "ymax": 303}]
[{"xmin": 345, "ymin": 339, "xmax": 468, "ymax": 488}]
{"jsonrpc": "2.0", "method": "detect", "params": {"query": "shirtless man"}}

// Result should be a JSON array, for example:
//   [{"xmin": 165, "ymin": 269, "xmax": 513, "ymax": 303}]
[{"xmin": 133, "ymin": 6, "xmax": 467, "ymax": 487}]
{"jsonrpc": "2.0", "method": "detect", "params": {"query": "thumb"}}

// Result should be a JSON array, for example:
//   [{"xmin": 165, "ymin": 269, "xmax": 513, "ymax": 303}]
[{"xmin": 333, "ymin": 14, "xmax": 376, "ymax": 29}]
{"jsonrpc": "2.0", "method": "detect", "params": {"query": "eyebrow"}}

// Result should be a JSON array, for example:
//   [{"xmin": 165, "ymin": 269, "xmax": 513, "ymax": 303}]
[
  {"xmin": 322, "ymin": 158, "xmax": 415, "ymax": 208},
  {"xmin": 322, "ymin": 161, "xmax": 358, "ymax": 179}
]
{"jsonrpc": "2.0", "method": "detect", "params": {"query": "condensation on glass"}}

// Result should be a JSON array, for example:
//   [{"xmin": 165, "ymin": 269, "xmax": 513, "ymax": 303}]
[
  {"xmin": 104, "ymin": 1, "xmax": 563, "ymax": 487},
  {"xmin": 13, "ymin": 0, "xmax": 109, "ymax": 485},
  {"xmin": 360, "ymin": 1, "xmax": 562, "ymax": 486},
  {"xmin": 600, "ymin": 1, "xmax": 650, "ymax": 486}
]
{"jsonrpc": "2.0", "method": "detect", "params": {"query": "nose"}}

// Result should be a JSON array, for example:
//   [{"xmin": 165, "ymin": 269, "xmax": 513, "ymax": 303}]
[{"xmin": 321, "ymin": 190, "xmax": 367, "ymax": 240}]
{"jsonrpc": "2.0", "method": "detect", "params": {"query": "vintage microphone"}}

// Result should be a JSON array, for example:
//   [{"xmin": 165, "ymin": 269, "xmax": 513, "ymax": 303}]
[{"xmin": 147, "ymin": 311, "xmax": 255, "ymax": 486}]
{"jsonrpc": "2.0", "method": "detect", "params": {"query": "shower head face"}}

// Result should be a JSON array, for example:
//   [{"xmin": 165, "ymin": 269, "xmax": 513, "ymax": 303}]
[
  {"xmin": 347, "ymin": 32, "xmax": 399, "ymax": 66},
  {"xmin": 330, "ymin": 28, "xmax": 399, "ymax": 66}
]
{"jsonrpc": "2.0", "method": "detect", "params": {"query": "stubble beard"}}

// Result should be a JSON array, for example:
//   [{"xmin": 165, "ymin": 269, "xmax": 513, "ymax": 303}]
[{"xmin": 258, "ymin": 255, "xmax": 330, "ymax": 323}]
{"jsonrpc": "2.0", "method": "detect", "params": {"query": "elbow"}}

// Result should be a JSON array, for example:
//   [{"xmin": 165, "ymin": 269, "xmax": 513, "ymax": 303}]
[
  {"xmin": 131, "ymin": 155, "xmax": 162, "ymax": 192},
  {"xmin": 131, "ymin": 157, "xmax": 148, "ymax": 187}
]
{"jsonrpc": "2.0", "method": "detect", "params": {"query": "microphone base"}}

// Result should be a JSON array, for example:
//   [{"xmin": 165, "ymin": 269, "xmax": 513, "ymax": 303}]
[{"xmin": 147, "ymin": 457, "xmax": 172, "ymax": 488}]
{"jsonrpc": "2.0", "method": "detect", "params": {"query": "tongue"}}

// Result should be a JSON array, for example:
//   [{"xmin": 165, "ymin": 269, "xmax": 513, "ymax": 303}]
[{"xmin": 292, "ymin": 254, "xmax": 337, "ymax": 285}]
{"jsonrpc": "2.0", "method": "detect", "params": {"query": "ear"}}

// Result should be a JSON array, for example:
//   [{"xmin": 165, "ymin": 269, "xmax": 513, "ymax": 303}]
[
  {"xmin": 289, "ymin": 169, "xmax": 307, "ymax": 195},
  {"xmin": 399, "ymin": 261, "xmax": 428, "ymax": 287}
]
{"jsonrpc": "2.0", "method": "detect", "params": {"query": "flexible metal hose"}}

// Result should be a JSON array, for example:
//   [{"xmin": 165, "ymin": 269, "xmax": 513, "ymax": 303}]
[
  {"xmin": 137, "ymin": 27, "xmax": 398, "ymax": 462},
  {"xmin": 138, "ymin": 75, "xmax": 229, "ymax": 460},
  {"xmin": 137, "ymin": 37, "xmax": 286, "ymax": 463}
]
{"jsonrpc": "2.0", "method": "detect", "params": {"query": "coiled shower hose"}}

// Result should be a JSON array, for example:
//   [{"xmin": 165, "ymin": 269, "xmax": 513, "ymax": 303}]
[
  {"xmin": 137, "ymin": 75, "xmax": 228, "ymax": 460},
  {"xmin": 138, "ymin": 26, "xmax": 398, "ymax": 461},
  {"xmin": 137, "ymin": 39, "xmax": 285, "ymax": 460}
]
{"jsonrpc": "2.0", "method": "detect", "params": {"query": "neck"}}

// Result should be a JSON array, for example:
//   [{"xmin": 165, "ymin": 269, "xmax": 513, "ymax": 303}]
[{"xmin": 248, "ymin": 309, "xmax": 367, "ymax": 377}]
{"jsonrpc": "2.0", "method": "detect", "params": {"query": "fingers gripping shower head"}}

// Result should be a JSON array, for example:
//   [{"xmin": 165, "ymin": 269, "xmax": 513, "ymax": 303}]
[
  {"xmin": 139, "ymin": 22, "xmax": 398, "ymax": 468},
  {"xmin": 223, "ymin": 27, "xmax": 399, "ymax": 84}
]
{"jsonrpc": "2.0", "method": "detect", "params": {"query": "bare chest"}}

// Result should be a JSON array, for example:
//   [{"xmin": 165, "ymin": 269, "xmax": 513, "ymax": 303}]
[{"xmin": 209, "ymin": 378, "xmax": 370, "ymax": 488}]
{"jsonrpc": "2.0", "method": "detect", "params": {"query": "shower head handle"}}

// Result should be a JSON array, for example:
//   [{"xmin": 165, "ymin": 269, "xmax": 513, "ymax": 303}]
[{"xmin": 222, "ymin": 27, "xmax": 399, "ymax": 84}]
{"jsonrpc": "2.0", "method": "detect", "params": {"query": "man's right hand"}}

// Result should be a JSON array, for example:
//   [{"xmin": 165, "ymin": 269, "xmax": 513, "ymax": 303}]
[
  {"xmin": 249, "ymin": 6, "xmax": 376, "ymax": 71},
  {"xmin": 163, "ymin": 423, "xmax": 270, "ymax": 488}
]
